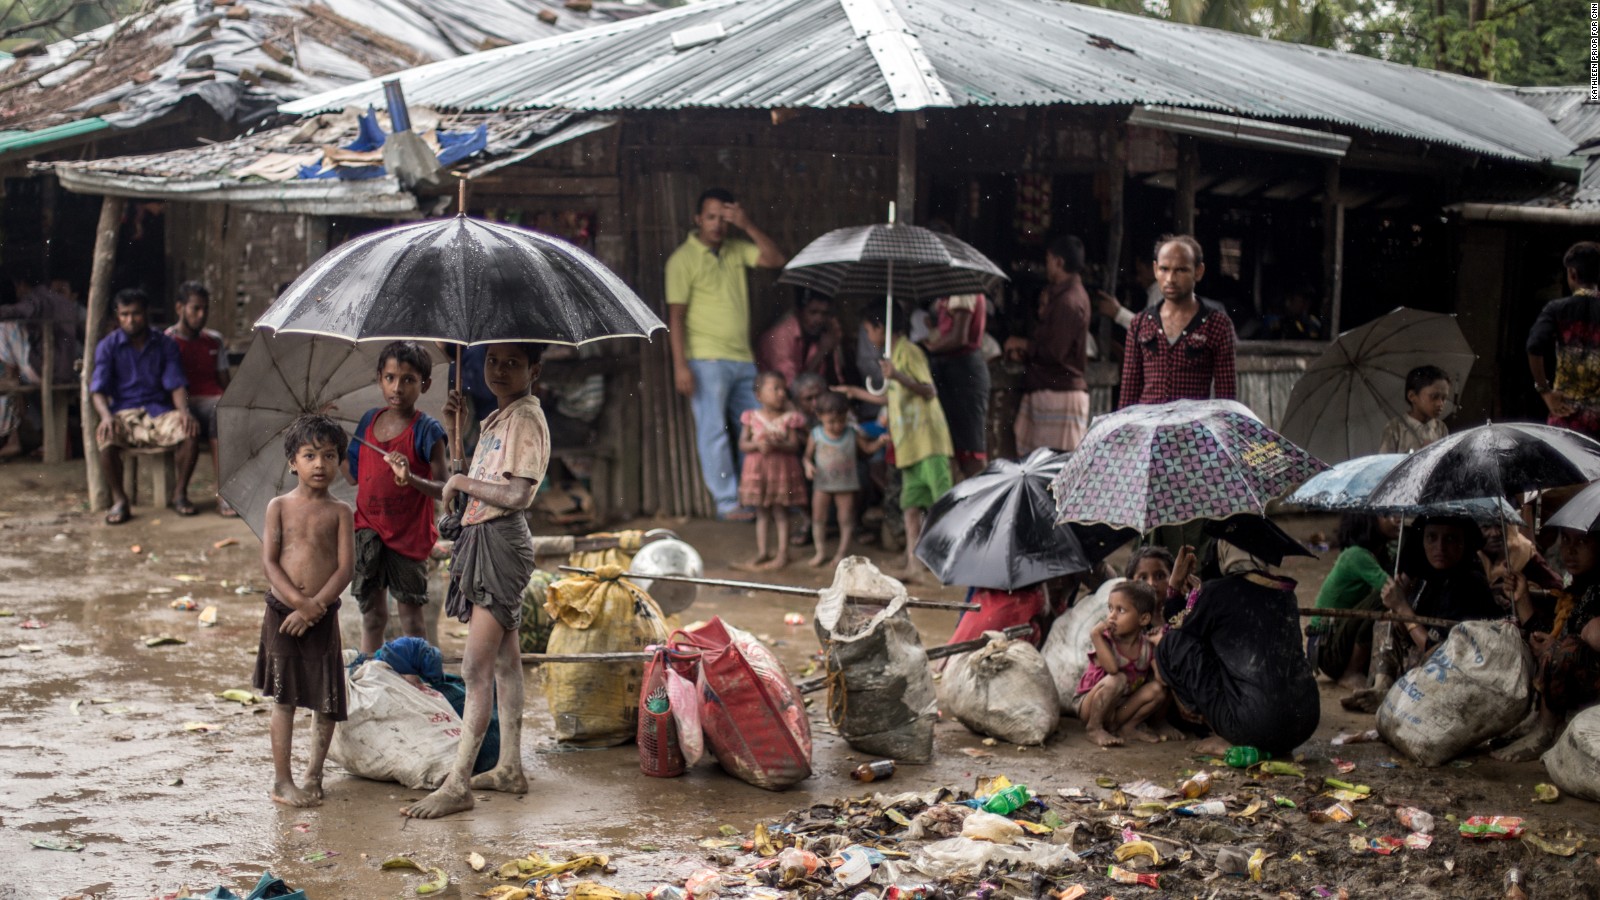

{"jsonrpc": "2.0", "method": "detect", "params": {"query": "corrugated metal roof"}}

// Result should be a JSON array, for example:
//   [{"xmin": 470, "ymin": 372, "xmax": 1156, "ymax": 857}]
[
  {"xmin": 0, "ymin": 0, "xmax": 656, "ymax": 138},
  {"xmin": 0, "ymin": 117, "xmax": 110, "ymax": 154},
  {"xmin": 279, "ymin": 0, "xmax": 1572, "ymax": 163},
  {"xmin": 1504, "ymin": 86, "xmax": 1600, "ymax": 149}
]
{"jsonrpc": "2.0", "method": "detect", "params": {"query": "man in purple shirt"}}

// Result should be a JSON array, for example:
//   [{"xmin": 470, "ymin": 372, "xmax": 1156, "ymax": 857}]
[{"xmin": 90, "ymin": 288, "xmax": 200, "ymax": 524}]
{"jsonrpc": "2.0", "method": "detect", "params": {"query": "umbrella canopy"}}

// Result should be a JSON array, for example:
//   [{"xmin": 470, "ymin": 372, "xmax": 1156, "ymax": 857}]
[
  {"xmin": 1051, "ymin": 399, "xmax": 1327, "ymax": 532},
  {"xmin": 914, "ymin": 449, "xmax": 1091, "ymax": 590},
  {"xmin": 256, "ymin": 214, "xmax": 664, "ymax": 347},
  {"xmin": 776, "ymin": 223, "xmax": 1007, "ymax": 300},
  {"xmin": 1278, "ymin": 308, "xmax": 1475, "ymax": 464},
  {"xmin": 217, "ymin": 332, "xmax": 449, "ymax": 538},
  {"xmin": 1288, "ymin": 454, "xmax": 1406, "ymax": 509},
  {"xmin": 1547, "ymin": 481, "xmax": 1600, "ymax": 533},
  {"xmin": 1203, "ymin": 514, "xmax": 1315, "ymax": 566},
  {"xmin": 1288, "ymin": 452, "xmax": 1520, "ymax": 522},
  {"xmin": 1364, "ymin": 423, "xmax": 1600, "ymax": 513}
]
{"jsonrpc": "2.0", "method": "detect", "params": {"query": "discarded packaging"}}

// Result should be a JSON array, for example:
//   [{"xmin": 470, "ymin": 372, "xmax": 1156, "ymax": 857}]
[
  {"xmin": 1180, "ymin": 771, "xmax": 1213, "ymax": 798},
  {"xmin": 784, "ymin": 613, "xmax": 805, "ymax": 626},
  {"xmin": 1533, "ymin": 783, "xmax": 1560, "ymax": 803},
  {"xmin": 1309, "ymin": 802, "xmax": 1353, "ymax": 823},
  {"xmin": 1176, "ymin": 801, "xmax": 1227, "ymax": 816},
  {"xmin": 980, "ymin": 784, "xmax": 1031, "ymax": 815},
  {"xmin": 962, "ymin": 811, "xmax": 1023, "ymax": 844},
  {"xmin": 1460, "ymin": 816, "xmax": 1524, "ymax": 839},
  {"xmin": 831, "ymin": 846, "xmax": 875, "ymax": 886},
  {"xmin": 685, "ymin": 869, "xmax": 723, "ymax": 900},
  {"xmin": 1395, "ymin": 807, "xmax": 1434, "ymax": 834},
  {"xmin": 852, "ymin": 760, "xmax": 896, "ymax": 782},
  {"xmin": 1331, "ymin": 729, "xmax": 1380, "ymax": 745},
  {"xmin": 1106, "ymin": 865, "xmax": 1160, "ymax": 888}
]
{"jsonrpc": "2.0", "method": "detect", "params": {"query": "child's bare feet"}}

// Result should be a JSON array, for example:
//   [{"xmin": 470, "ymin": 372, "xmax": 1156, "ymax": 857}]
[
  {"xmin": 469, "ymin": 764, "xmax": 529, "ymax": 794},
  {"xmin": 808, "ymin": 550, "xmax": 829, "ymax": 568},
  {"xmin": 756, "ymin": 554, "xmax": 789, "ymax": 571},
  {"xmin": 303, "ymin": 770, "xmax": 325, "ymax": 802},
  {"xmin": 1086, "ymin": 726, "xmax": 1124, "ymax": 747},
  {"xmin": 1336, "ymin": 672, "xmax": 1367, "ymax": 692},
  {"xmin": 1119, "ymin": 723, "xmax": 1162, "ymax": 744},
  {"xmin": 1193, "ymin": 736, "xmax": 1231, "ymax": 757},
  {"xmin": 402, "ymin": 775, "xmax": 474, "ymax": 818},
  {"xmin": 731, "ymin": 556, "xmax": 772, "ymax": 573},
  {"xmin": 1154, "ymin": 721, "xmax": 1186, "ymax": 742},
  {"xmin": 271, "ymin": 779, "xmax": 322, "ymax": 808}
]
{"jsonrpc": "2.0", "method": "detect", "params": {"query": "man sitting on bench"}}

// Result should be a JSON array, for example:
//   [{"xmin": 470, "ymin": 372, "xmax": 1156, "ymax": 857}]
[{"xmin": 90, "ymin": 288, "xmax": 200, "ymax": 524}]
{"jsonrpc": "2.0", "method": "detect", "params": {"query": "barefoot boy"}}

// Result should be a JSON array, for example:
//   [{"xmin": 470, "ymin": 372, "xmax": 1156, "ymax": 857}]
[
  {"xmin": 389, "ymin": 343, "xmax": 547, "ymax": 819},
  {"xmin": 832, "ymin": 307, "xmax": 953, "ymax": 578},
  {"xmin": 343, "ymin": 341, "xmax": 447, "ymax": 654},
  {"xmin": 256, "ymin": 414, "xmax": 355, "ymax": 808}
]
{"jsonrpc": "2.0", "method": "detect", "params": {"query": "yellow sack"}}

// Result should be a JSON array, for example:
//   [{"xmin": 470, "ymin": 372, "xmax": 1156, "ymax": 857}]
[
  {"xmin": 568, "ymin": 530, "xmax": 646, "ymax": 571},
  {"xmin": 543, "ymin": 564, "xmax": 668, "ymax": 746}
]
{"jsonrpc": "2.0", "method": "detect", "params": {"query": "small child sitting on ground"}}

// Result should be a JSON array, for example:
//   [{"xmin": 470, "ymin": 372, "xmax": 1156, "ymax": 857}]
[
  {"xmin": 735, "ymin": 371, "xmax": 808, "ymax": 571},
  {"xmin": 1073, "ymin": 580, "xmax": 1166, "ymax": 747},
  {"xmin": 344, "ymin": 340, "xmax": 447, "ymax": 654},
  {"xmin": 1378, "ymin": 364, "xmax": 1451, "ymax": 454},
  {"xmin": 803, "ymin": 391, "xmax": 885, "ymax": 567},
  {"xmin": 256, "ymin": 414, "xmax": 355, "ymax": 807}
]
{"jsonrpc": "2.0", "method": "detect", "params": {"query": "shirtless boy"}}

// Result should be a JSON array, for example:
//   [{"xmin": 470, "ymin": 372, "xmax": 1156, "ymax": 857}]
[{"xmin": 255, "ymin": 414, "xmax": 355, "ymax": 808}]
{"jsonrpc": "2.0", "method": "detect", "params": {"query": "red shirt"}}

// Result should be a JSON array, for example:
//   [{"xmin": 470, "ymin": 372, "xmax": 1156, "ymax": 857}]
[
  {"xmin": 353, "ymin": 409, "xmax": 443, "ymax": 560},
  {"xmin": 164, "ymin": 326, "xmax": 227, "ymax": 397},
  {"xmin": 1118, "ymin": 299, "xmax": 1237, "ymax": 407}
]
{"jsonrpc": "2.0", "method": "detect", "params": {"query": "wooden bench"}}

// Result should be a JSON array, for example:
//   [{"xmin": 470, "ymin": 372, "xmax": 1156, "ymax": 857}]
[
  {"xmin": 7, "ymin": 318, "xmax": 77, "ymax": 463},
  {"xmin": 121, "ymin": 445, "xmax": 177, "ymax": 507}
]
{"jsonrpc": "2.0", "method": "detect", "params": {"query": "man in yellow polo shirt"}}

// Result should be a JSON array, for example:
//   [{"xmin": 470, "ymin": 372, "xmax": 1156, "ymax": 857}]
[{"xmin": 666, "ymin": 188, "xmax": 787, "ymax": 520}]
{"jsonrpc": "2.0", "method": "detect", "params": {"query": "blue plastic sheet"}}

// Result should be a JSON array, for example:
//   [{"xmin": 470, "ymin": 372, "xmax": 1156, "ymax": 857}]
[{"xmin": 296, "ymin": 108, "xmax": 486, "ymax": 180}]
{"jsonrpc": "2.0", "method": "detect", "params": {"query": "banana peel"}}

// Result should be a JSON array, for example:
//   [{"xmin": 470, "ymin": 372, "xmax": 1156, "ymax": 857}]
[
  {"xmin": 482, "ymin": 889, "xmax": 532, "ymax": 900},
  {"xmin": 1114, "ymin": 841, "xmax": 1160, "ymax": 865},
  {"xmin": 570, "ymin": 882, "xmax": 625, "ymax": 900},
  {"xmin": 497, "ymin": 853, "xmax": 609, "ymax": 880},
  {"xmin": 383, "ymin": 856, "xmax": 428, "ymax": 872},
  {"xmin": 219, "ymin": 689, "xmax": 257, "ymax": 705},
  {"xmin": 754, "ymin": 822, "xmax": 778, "ymax": 856},
  {"xmin": 417, "ymin": 867, "xmax": 448, "ymax": 895}
]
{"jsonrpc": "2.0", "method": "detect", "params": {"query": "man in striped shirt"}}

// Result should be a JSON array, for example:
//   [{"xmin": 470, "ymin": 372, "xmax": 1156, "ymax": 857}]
[{"xmin": 1118, "ymin": 236, "xmax": 1237, "ymax": 408}]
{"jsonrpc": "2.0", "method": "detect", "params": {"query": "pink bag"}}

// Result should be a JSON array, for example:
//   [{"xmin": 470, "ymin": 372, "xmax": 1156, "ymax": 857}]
[{"xmin": 671, "ymin": 617, "xmax": 812, "ymax": 790}]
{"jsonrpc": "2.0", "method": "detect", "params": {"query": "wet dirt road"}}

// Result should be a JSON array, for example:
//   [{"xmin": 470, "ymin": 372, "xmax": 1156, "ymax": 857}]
[{"xmin": 4, "ymin": 461, "xmax": 1600, "ymax": 899}]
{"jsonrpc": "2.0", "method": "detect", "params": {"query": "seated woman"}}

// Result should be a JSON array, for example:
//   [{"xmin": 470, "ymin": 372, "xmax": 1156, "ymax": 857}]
[
  {"xmin": 1342, "ymin": 515, "xmax": 1502, "ymax": 713},
  {"xmin": 1307, "ymin": 513, "xmax": 1399, "ymax": 691},
  {"xmin": 1153, "ymin": 543, "xmax": 1320, "ymax": 757},
  {"xmin": 1493, "ymin": 527, "xmax": 1600, "ymax": 761}
]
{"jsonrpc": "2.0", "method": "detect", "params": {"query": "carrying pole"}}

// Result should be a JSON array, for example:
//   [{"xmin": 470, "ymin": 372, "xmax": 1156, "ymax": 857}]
[{"xmin": 556, "ymin": 565, "xmax": 980, "ymax": 611}]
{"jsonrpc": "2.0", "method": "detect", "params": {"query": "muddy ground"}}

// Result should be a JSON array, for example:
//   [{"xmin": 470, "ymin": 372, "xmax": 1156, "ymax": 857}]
[{"xmin": 3, "ymin": 460, "xmax": 1600, "ymax": 899}]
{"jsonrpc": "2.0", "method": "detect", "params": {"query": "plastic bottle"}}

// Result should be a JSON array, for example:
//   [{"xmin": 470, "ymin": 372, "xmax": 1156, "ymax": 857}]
[
  {"xmin": 1505, "ymin": 867, "xmax": 1527, "ymax": 900},
  {"xmin": 1224, "ymin": 746, "xmax": 1262, "ymax": 768},
  {"xmin": 1180, "ymin": 771, "xmax": 1213, "ymax": 799},
  {"xmin": 851, "ymin": 760, "xmax": 896, "ymax": 782},
  {"xmin": 981, "ymin": 784, "xmax": 1032, "ymax": 815}
]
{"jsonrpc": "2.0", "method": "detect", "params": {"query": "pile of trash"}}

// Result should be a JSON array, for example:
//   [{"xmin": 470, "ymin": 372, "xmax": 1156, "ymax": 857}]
[{"xmin": 443, "ymin": 761, "xmax": 1596, "ymax": 900}]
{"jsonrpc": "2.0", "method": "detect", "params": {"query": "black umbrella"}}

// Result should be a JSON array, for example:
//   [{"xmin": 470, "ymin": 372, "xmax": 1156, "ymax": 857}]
[
  {"xmin": 1364, "ymin": 423, "xmax": 1600, "ymax": 512},
  {"xmin": 1545, "ymin": 481, "xmax": 1600, "ymax": 533},
  {"xmin": 1202, "ymin": 514, "xmax": 1315, "ymax": 567},
  {"xmin": 257, "ymin": 214, "xmax": 664, "ymax": 347},
  {"xmin": 914, "ymin": 449, "xmax": 1093, "ymax": 590}
]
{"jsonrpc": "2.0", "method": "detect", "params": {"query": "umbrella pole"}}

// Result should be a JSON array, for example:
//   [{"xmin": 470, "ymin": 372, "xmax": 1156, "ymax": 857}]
[{"xmin": 452, "ymin": 344, "xmax": 464, "ymax": 471}]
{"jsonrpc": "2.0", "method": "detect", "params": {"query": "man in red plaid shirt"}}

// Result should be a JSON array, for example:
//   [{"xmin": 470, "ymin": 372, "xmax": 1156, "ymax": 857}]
[{"xmin": 1118, "ymin": 236, "xmax": 1237, "ymax": 408}]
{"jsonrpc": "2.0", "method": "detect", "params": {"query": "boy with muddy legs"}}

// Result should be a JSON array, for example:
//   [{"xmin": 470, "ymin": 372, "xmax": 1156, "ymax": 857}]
[
  {"xmin": 342, "ymin": 341, "xmax": 448, "ymax": 654},
  {"xmin": 256, "ymin": 414, "xmax": 355, "ymax": 808},
  {"xmin": 390, "ymin": 343, "xmax": 549, "ymax": 819}
]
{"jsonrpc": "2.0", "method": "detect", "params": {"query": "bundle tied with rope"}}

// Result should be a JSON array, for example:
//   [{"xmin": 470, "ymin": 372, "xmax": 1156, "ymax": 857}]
[
  {"xmin": 542, "ymin": 563, "xmax": 668, "ymax": 747},
  {"xmin": 813, "ymin": 557, "xmax": 939, "ymax": 763}
]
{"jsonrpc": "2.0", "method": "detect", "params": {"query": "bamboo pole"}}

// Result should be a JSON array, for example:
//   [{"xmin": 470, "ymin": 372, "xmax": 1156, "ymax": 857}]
[
  {"xmin": 81, "ymin": 196, "xmax": 125, "ymax": 512},
  {"xmin": 794, "ymin": 623, "xmax": 1031, "ymax": 694},
  {"xmin": 556, "ymin": 565, "xmax": 980, "ymax": 611},
  {"xmin": 1299, "ymin": 606, "xmax": 1457, "ymax": 629}
]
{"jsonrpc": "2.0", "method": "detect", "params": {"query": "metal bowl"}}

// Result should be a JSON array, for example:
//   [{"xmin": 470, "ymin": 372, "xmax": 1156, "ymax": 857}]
[{"xmin": 628, "ymin": 537, "xmax": 703, "ymax": 615}]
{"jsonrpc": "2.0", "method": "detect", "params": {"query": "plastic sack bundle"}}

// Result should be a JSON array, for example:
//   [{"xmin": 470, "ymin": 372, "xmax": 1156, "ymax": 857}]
[
  {"xmin": 1543, "ymin": 705, "xmax": 1600, "ymax": 801},
  {"xmin": 543, "ymin": 564, "xmax": 669, "ymax": 747},
  {"xmin": 1377, "ymin": 620, "xmax": 1534, "ymax": 767},
  {"xmin": 910, "ymin": 836, "xmax": 1078, "ymax": 880},
  {"xmin": 569, "ymin": 530, "xmax": 645, "ymax": 570},
  {"xmin": 940, "ymin": 632, "xmax": 1060, "ymax": 745},
  {"xmin": 672, "ymin": 616, "xmax": 812, "ymax": 790},
  {"xmin": 814, "ymin": 557, "xmax": 938, "ymax": 763},
  {"xmin": 1040, "ymin": 578, "xmax": 1124, "ymax": 712},
  {"xmin": 328, "ymin": 652, "xmax": 463, "ymax": 789}
]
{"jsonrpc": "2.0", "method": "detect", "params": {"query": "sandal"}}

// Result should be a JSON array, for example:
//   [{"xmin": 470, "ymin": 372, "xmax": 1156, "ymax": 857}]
[
  {"xmin": 105, "ymin": 503, "xmax": 132, "ymax": 526},
  {"xmin": 217, "ymin": 496, "xmax": 238, "ymax": 518}
]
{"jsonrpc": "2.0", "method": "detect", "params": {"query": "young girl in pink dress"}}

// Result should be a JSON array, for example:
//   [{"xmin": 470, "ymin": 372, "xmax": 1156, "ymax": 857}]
[{"xmin": 735, "ymin": 372, "xmax": 807, "ymax": 571}]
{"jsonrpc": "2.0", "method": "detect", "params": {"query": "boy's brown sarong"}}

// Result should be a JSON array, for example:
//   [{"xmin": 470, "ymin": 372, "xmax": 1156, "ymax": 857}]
[
  {"xmin": 447, "ymin": 514, "xmax": 537, "ymax": 632},
  {"xmin": 253, "ymin": 593, "xmax": 347, "ymax": 721}
]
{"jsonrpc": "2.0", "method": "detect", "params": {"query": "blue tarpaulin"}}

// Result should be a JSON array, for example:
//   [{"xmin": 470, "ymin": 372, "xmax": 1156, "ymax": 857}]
[{"xmin": 298, "ymin": 107, "xmax": 487, "ymax": 181}]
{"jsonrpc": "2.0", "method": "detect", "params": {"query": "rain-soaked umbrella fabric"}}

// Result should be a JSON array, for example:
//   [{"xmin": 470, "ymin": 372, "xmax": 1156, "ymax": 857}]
[
  {"xmin": 1364, "ymin": 423, "xmax": 1600, "ymax": 513},
  {"xmin": 256, "ymin": 214, "xmax": 664, "ymax": 347},
  {"xmin": 1278, "ymin": 307, "xmax": 1475, "ymax": 464},
  {"xmin": 1547, "ymin": 480, "xmax": 1600, "ymax": 533},
  {"xmin": 776, "ymin": 223, "xmax": 1007, "ymax": 300},
  {"xmin": 1051, "ymin": 399, "xmax": 1327, "ymax": 533},
  {"xmin": 915, "ymin": 448, "xmax": 1090, "ymax": 590},
  {"xmin": 1287, "ymin": 452, "xmax": 1520, "ymax": 522},
  {"xmin": 217, "ymin": 332, "xmax": 449, "ymax": 538},
  {"xmin": 1202, "ymin": 514, "xmax": 1314, "ymax": 566}
]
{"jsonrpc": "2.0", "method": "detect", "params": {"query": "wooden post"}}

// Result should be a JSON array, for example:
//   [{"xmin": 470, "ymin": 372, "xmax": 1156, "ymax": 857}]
[
  {"xmin": 1174, "ymin": 137, "xmax": 1197, "ymax": 234},
  {"xmin": 82, "ymin": 196, "xmax": 125, "ymax": 512},
  {"xmin": 897, "ymin": 112, "xmax": 917, "ymax": 225},
  {"xmin": 1100, "ymin": 119, "xmax": 1127, "ymax": 361},
  {"xmin": 1322, "ymin": 159, "xmax": 1345, "ymax": 337}
]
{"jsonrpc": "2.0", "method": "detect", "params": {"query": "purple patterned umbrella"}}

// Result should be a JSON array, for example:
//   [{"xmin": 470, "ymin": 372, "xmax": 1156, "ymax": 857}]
[{"xmin": 1051, "ymin": 400, "xmax": 1328, "ymax": 532}]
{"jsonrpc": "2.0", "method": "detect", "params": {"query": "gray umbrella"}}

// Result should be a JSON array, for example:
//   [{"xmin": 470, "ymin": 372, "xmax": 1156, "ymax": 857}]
[{"xmin": 217, "ymin": 332, "xmax": 449, "ymax": 538}]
